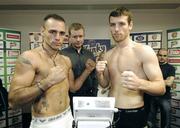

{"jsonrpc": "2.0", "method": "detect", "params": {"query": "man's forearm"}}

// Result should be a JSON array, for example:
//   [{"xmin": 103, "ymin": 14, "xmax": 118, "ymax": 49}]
[
  {"xmin": 97, "ymin": 72, "xmax": 109, "ymax": 88},
  {"xmin": 138, "ymin": 79, "xmax": 165, "ymax": 96},
  {"xmin": 70, "ymin": 69, "xmax": 91, "ymax": 92},
  {"xmin": 165, "ymin": 76, "xmax": 175, "ymax": 87},
  {"xmin": 8, "ymin": 85, "xmax": 43, "ymax": 108}
]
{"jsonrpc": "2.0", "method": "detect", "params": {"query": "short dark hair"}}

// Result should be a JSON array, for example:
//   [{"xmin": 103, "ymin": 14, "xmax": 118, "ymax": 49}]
[
  {"xmin": 109, "ymin": 7, "xmax": 133, "ymax": 24},
  {"xmin": 44, "ymin": 14, "xmax": 65, "ymax": 23},
  {"xmin": 157, "ymin": 48, "xmax": 168, "ymax": 55},
  {"xmin": 68, "ymin": 23, "xmax": 85, "ymax": 35}
]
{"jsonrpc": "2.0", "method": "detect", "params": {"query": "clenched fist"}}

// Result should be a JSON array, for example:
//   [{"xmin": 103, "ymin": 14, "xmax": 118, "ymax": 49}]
[
  {"xmin": 121, "ymin": 71, "xmax": 140, "ymax": 91},
  {"xmin": 96, "ymin": 60, "xmax": 107, "ymax": 74},
  {"xmin": 46, "ymin": 66, "xmax": 67, "ymax": 88},
  {"xmin": 85, "ymin": 59, "xmax": 96, "ymax": 72}
]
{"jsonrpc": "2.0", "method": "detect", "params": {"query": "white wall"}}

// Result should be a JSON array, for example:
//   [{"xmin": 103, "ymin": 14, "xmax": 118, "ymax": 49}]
[{"xmin": 0, "ymin": 9, "xmax": 179, "ymax": 51}]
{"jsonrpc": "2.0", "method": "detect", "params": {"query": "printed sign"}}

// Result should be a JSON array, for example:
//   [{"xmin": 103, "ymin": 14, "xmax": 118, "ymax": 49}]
[
  {"xmin": 84, "ymin": 39, "xmax": 111, "ymax": 57},
  {"xmin": 0, "ymin": 59, "xmax": 3, "ymax": 66},
  {"xmin": 6, "ymin": 50, "xmax": 20, "ymax": 58},
  {"xmin": 6, "ymin": 58, "xmax": 17, "ymax": 66},
  {"xmin": 133, "ymin": 34, "xmax": 146, "ymax": 42},
  {"xmin": 7, "ymin": 67, "xmax": 15, "ymax": 75},
  {"xmin": 168, "ymin": 31, "xmax": 180, "ymax": 40},
  {"xmin": 6, "ymin": 32, "xmax": 21, "ymax": 41},
  {"xmin": 6, "ymin": 41, "xmax": 20, "ymax": 49},
  {"xmin": 0, "ymin": 67, "xmax": 4, "ymax": 75},
  {"xmin": 168, "ymin": 49, "xmax": 180, "ymax": 57},
  {"xmin": 0, "ymin": 32, "xmax": 4, "ymax": 40},
  {"xmin": 148, "ymin": 33, "xmax": 161, "ymax": 41},
  {"xmin": 0, "ymin": 50, "xmax": 4, "ymax": 57},
  {"xmin": 172, "ymin": 65, "xmax": 180, "ymax": 74},
  {"xmin": 131, "ymin": 31, "xmax": 162, "ymax": 50},
  {"xmin": 168, "ymin": 40, "xmax": 180, "ymax": 48},
  {"xmin": 148, "ymin": 42, "xmax": 161, "ymax": 49},
  {"xmin": 29, "ymin": 32, "xmax": 42, "ymax": 49},
  {"xmin": 0, "ymin": 41, "xmax": 3, "ymax": 48},
  {"xmin": 169, "ymin": 58, "xmax": 180, "ymax": 63}
]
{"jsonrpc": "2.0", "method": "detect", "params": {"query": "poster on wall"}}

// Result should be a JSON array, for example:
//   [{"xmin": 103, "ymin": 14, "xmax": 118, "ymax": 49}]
[
  {"xmin": 167, "ymin": 28, "xmax": 180, "ymax": 127},
  {"xmin": 6, "ymin": 41, "xmax": 20, "ymax": 49},
  {"xmin": 0, "ymin": 50, "xmax": 4, "ymax": 57},
  {"xmin": 0, "ymin": 28, "xmax": 21, "ymax": 89},
  {"xmin": 0, "ymin": 41, "xmax": 4, "ymax": 48},
  {"xmin": 168, "ymin": 28, "xmax": 180, "ymax": 49},
  {"xmin": 83, "ymin": 39, "xmax": 111, "ymax": 57},
  {"xmin": 168, "ymin": 49, "xmax": 180, "ymax": 57},
  {"xmin": 6, "ymin": 32, "xmax": 21, "ymax": 41},
  {"xmin": 29, "ymin": 32, "xmax": 70, "ymax": 50},
  {"xmin": 29, "ymin": 32, "xmax": 43, "ymax": 49},
  {"xmin": 130, "ymin": 31, "xmax": 162, "ymax": 51}
]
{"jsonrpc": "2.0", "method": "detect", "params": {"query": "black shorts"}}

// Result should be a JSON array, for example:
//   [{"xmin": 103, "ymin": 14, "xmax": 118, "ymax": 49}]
[{"xmin": 113, "ymin": 106, "xmax": 146, "ymax": 128}]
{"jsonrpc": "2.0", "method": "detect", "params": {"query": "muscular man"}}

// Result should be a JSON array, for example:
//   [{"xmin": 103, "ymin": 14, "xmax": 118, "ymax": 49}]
[
  {"xmin": 96, "ymin": 7, "xmax": 165, "ymax": 128},
  {"xmin": 8, "ymin": 14, "xmax": 79, "ymax": 128},
  {"xmin": 148, "ymin": 49, "xmax": 175, "ymax": 128},
  {"xmin": 61, "ymin": 23, "xmax": 98, "ymax": 112}
]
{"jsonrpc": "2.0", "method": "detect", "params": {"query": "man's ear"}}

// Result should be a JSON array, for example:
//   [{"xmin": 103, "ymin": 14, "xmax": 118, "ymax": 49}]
[
  {"xmin": 40, "ymin": 26, "xmax": 45, "ymax": 33},
  {"xmin": 40, "ymin": 26, "xmax": 45, "ymax": 37},
  {"xmin": 129, "ymin": 21, "xmax": 133, "ymax": 31}
]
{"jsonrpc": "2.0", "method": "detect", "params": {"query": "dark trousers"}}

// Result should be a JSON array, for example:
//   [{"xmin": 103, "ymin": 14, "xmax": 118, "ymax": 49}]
[
  {"xmin": 113, "ymin": 107, "xmax": 146, "ymax": 128},
  {"xmin": 148, "ymin": 97, "xmax": 171, "ymax": 128},
  {"xmin": 22, "ymin": 113, "xmax": 32, "ymax": 128}
]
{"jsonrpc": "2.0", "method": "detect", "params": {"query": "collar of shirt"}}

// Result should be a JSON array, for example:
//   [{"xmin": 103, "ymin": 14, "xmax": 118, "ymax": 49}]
[{"xmin": 69, "ymin": 45, "xmax": 85, "ymax": 55}]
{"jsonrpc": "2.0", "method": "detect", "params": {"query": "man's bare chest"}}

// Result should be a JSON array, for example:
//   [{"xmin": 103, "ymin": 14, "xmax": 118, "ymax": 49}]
[{"xmin": 108, "ymin": 53, "xmax": 141, "ymax": 73}]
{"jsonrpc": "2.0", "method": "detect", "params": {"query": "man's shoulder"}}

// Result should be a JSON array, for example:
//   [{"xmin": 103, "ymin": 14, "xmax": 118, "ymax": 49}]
[
  {"xmin": 61, "ymin": 46, "xmax": 71, "ymax": 51},
  {"xmin": 19, "ymin": 48, "xmax": 42, "ymax": 65},
  {"xmin": 61, "ymin": 46, "xmax": 74, "ymax": 55},
  {"xmin": 134, "ymin": 43, "xmax": 155, "ymax": 55},
  {"xmin": 21, "ymin": 48, "xmax": 40, "ymax": 57},
  {"xmin": 103, "ymin": 48, "xmax": 115, "ymax": 60},
  {"xmin": 61, "ymin": 55, "xmax": 72, "ymax": 67},
  {"xmin": 166, "ymin": 63, "xmax": 175, "ymax": 70}
]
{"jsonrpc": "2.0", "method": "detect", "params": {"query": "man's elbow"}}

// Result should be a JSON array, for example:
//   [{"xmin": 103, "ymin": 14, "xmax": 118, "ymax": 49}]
[
  {"xmin": 69, "ymin": 88, "xmax": 76, "ymax": 93},
  {"xmin": 160, "ymin": 81, "xmax": 166, "ymax": 95},
  {"xmin": 8, "ymin": 96, "xmax": 19, "ymax": 109}
]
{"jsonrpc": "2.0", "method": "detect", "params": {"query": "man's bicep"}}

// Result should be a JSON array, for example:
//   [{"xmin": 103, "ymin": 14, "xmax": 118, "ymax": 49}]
[
  {"xmin": 143, "ymin": 55, "xmax": 162, "ymax": 81},
  {"xmin": 10, "ymin": 55, "xmax": 35, "ymax": 91}
]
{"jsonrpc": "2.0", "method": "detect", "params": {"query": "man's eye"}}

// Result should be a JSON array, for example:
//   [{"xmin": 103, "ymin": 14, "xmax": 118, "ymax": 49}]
[
  {"xmin": 73, "ymin": 36, "xmax": 78, "ymax": 38},
  {"xmin": 59, "ymin": 31, "xmax": 65, "ymax": 36},
  {"xmin": 49, "ymin": 30, "xmax": 57, "ymax": 34},
  {"xmin": 110, "ymin": 23, "xmax": 115, "ymax": 27}
]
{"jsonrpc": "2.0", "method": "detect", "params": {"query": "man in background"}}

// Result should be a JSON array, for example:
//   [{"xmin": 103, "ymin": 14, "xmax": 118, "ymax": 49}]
[
  {"xmin": 61, "ymin": 23, "xmax": 98, "ymax": 113},
  {"xmin": 148, "ymin": 49, "xmax": 175, "ymax": 128}
]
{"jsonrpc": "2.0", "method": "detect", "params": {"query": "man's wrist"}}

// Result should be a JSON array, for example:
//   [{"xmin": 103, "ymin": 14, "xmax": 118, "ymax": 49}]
[
  {"xmin": 85, "ymin": 68, "xmax": 92, "ymax": 74},
  {"xmin": 36, "ymin": 81, "xmax": 45, "ymax": 93}
]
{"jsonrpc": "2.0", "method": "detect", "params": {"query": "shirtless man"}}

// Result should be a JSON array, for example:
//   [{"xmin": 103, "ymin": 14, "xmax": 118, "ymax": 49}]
[
  {"xmin": 96, "ymin": 7, "xmax": 165, "ymax": 128},
  {"xmin": 8, "ymin": 14, "xmax": 89, "ymax": 128}
]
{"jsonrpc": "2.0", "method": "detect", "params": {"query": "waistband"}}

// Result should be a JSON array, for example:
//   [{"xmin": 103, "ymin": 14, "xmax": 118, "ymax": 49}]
[
  {"xmin": 117, "ymin": 106, "xmax": 144, "ymax": 113},
  {"xmin": 32, "ymin": 107, "xmax": 71, "ymax": 124}
]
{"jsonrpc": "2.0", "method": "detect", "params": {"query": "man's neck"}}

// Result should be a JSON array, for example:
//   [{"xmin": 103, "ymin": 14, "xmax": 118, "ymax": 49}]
[
  {"xmin": 42, "ymin": 43, "xmax": 58, "ymax": 57},
  {"xmin": 116, "ymin": 38, "xmax": 133, "ymax": 49},
  {"xmin": 159, "ymin": 62, "xmax": 167, "ymax": 65},
  {"xmin": 71, "ymin": 45, "xmax": 82, "ymax": 53}
]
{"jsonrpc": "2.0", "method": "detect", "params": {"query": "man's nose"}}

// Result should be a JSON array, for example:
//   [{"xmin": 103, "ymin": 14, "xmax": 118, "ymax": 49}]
[
  {"xmin": 77, "ymin": 36, "xmax": 81, "ymax": 41},
  {"xmin": 55, "ymin": 33, "xmax": 62, "ymax": 40},
  {"xmin": 115, "ymin": 24, "xmax": 120, "ymax": 31}
]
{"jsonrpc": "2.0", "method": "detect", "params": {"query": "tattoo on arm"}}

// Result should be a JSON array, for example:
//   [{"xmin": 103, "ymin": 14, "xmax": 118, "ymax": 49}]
[{"xmin": 18, "ymin": 56, "xmax": 32, "ymax": 65}]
